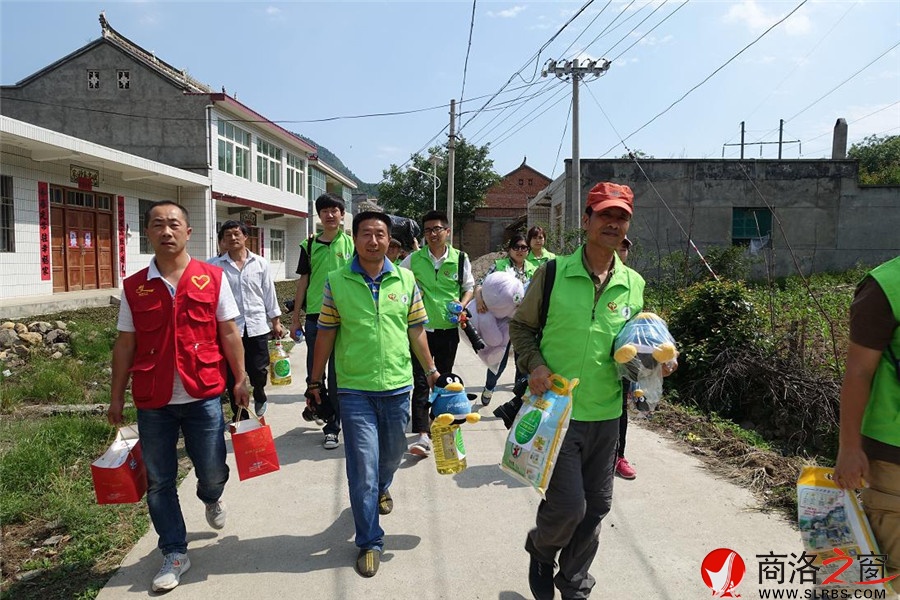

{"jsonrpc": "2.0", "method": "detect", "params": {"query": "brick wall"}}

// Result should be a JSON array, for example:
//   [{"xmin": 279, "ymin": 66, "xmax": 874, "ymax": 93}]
[{"xmin": 482, "ymin": 165, "xmax": 551, "ymax": 211}]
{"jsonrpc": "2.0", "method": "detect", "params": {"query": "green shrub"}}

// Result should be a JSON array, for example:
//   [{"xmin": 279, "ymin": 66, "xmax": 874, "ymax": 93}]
[{"xmin": 666, "ymin": 279, "xmax": 765, "ymax": 415}]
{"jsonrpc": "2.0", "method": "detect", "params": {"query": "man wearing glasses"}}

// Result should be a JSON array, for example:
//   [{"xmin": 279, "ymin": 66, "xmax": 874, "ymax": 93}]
[{"xmin": 400, "ymin": 210, "xmax": 475, "ymax": 457}]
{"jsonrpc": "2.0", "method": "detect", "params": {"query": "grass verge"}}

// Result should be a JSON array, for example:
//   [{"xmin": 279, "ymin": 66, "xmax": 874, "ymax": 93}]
[{"xmin": 0, "ymin": 411, "xmax": 148, "ymax": 600}]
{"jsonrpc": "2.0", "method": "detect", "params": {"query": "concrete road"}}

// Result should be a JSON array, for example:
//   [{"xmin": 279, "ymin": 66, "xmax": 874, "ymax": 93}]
[{"xmin": 98, "ymin": 337, "xmax": 814, "ymax": 600}]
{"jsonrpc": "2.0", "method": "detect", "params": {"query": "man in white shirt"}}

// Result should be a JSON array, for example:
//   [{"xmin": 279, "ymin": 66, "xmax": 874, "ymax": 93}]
[{"xmin": 209, "ymin": 220, "xmax": 284, "ymax": 419}]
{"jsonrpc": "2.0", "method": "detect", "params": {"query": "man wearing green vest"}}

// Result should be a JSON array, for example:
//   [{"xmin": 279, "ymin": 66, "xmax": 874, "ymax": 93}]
[
  {"xmin": 291, "ymin": 193, "xmax": 355, "ymax": 450},
  {"xmin": 306, "ymin": 211, "xmax": 439, "ymax": 578},
  {"xmin": 509, "ymin": 182, "xmax": 670, "ymax": 600},
  {"xmin": 399, "ymin": 210, "xmax": 474, "ymax": 457},
  {"xmin": 835, "ymin": 255, "xmax": 900, "ymax": 593}
]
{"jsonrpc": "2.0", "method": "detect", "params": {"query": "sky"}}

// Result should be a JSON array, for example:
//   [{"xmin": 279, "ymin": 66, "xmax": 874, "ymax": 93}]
[{"xmin": 1, "ymin": 0, "xmax": 898, "ymax": 185}]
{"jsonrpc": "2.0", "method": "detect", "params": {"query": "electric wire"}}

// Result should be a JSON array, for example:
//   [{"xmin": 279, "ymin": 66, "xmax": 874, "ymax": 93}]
[
  {"xmin": 459, "ymin": 0, "xmax": 596, "ymax": 133},
  {"xmin": 585, "ymin": 83, "xmax": 719, "ymax": 280},
  {"xmin": 602, "ymin": 0, "xmax": 670, "ymax": 60},
  {"xmin": 719, "ymin": 0, "xmax": 858, "ymax": 151},
  {"xmin": 784, "ymin": 39, "xmax": 900, "ymax": 124},
  {"xmin": 492, "ymin": 84, "xmax": 574, "ymax": 149},
  {"xmin": 599, "ymin": 0, "xmax": 810, "ymax": 157},
  {"xmin": 459, "ymin": 0, "xmax": 477, "ymax": 110},
  {"xmin": 802, "ymin": 101, "xmax": 900, "ymax": 145},
  {"xmin": 470, "ymin": 82, "xmax": 561, "ymax": 145},
  {"xmin": 734, "ymin": 161, "xmax": 843, "ymax": 375},
  {"xmin": 607, "ymin": 0, "xmax": 690, "ymax": 63},
  {"xmin": 549, "ymin": 96, "xmax": 575, "ymax": 180}
]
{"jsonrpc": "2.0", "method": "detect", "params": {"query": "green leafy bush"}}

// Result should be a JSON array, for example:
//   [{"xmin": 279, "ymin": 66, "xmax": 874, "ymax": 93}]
[{"xmin": 666, "ymin": 279, "xmax": 765, "ymax": 416}]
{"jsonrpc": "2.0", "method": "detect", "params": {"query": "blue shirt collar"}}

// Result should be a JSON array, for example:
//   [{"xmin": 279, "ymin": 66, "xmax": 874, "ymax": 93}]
[{"xmin": 350, "ymin": 255, "xmax": 394, "ymax": 279}]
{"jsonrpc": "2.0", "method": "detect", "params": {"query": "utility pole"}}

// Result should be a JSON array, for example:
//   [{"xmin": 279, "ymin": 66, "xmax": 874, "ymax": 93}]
[
  {"xmin": 542, "ymin": 57, "xmax": 610, "ymax": 224},
  {"xmin": 447, "ymin": 99, "xmax": 456, "ymax": 240}
]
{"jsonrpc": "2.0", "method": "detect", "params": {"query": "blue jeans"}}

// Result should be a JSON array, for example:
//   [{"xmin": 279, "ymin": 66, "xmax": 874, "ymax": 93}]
[
  {"xmin": 339, "ymin": 390, "xmax": 410, "ymax": 551},
  {"xmin": 305, "ymin": 314, "xmax": 340, "ymax": 435},
  {"xmin": 137, "ymin": 397, "xmax": 229, "ymax": 556}
]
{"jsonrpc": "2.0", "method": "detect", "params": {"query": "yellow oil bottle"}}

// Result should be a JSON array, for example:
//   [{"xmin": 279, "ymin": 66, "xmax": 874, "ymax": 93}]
[
  {"xmin": 431, "ymin": 421, "xmax": 467, "ymax": 475},
  {"xmin": 269, "ymin": 340, "xmax": 291, "ymax": 385}
]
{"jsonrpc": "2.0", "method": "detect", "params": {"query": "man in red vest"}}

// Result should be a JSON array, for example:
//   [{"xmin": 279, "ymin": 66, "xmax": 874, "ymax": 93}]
[{"xmin": 108, "ymin": 200, "xmax": 249, "ymax": 593}]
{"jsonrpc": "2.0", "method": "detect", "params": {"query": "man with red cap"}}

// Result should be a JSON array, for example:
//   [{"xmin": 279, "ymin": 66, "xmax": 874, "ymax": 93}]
[{"xmin": 510, "ymin": 181, "xmax": 671, "ymax": 599}]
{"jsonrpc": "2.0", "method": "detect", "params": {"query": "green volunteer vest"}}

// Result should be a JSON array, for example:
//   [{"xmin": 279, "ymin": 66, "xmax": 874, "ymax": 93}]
[
  {"xmin": 409, "ymin": 246, "xmax": 463, "ymax": 330},
  {"xmin": 860, "ymin": 256, "xmax": 900, "ymax": 447},
  {"xmin": 305, "ymin": 230, "xmax": 354, "ymax": 314},
  {"xmin": 493, "ymin": 257, "xmax": 537, "ymax": 282},
  {"xmin": 539, "ymin": 247, "xmax": 645, "ymax": 421},
  {"xmin": 327, "ymin": 264, "xmax": 418, "ymax": 392},
  {"xmin": 526, "ymin": 249, "xmax": 556, "ymax": 269}
]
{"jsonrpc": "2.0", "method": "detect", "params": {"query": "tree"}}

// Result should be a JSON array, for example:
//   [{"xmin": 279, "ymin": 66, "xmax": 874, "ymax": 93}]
[
  {"xmin": 377, "ymin": 138, "xmax": 501, "ymax": 233},
  {"xmin": 848, "ymin": 134, "xmax": 900, "ymax": 185},
  {"xmin": 619, "ymin": 149, "xmax": 654, "ymax": 159}
]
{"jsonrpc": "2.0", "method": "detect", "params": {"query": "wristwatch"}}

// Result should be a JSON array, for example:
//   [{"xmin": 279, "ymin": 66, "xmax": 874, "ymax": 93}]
[{"xmin": 424, "ymin": 367, "xmax": 438, "ymax": 377}]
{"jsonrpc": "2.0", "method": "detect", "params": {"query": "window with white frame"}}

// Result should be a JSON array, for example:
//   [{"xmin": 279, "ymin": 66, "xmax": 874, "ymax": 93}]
[
  {"xmin": 0, "ymin": 175, "xmax": 15, "ymax": 252},
  {"xmin": 217, "ymin": 120, "xmax": 251, "ymax": 179},
  {"xmin": 269, "ymin": 228, "xmax": 285, "ymax": 262},
  {"xmin": 308, "ymin": 167, "xmax": 326, "ymax": 202},
  {"xmin": 286, "ymin": 153, "xmax": 304, "ymax": 196},
  {"xmin": 257, "ymin": 139, "xmax": 282, "ymax": 189},
  {"xmin": 138, "ymin": 199, "xmax": 153, "ymax": 253}
]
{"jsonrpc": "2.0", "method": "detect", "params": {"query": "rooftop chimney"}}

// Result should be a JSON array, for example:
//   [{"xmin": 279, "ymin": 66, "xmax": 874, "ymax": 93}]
[{"xmin": 832, "ymin": 118, "xmax": 848, "ymax": 159}]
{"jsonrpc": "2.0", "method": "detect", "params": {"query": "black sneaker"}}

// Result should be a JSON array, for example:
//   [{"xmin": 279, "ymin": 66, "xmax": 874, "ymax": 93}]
[
  {"xmin": 529, "ymin": 556, "xmax": 555, "ymax": 600},
  {"xmin": 356, "ymin": 548, "xmax": 380, "ymax": 578},
  {"xmin": 493, "ymin": 396, "xmax": 524, "ymax": 430}
]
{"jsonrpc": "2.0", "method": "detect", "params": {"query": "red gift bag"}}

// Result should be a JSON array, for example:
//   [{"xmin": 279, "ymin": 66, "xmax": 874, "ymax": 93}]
[
  {"xmin": 91, "ymin": 426, "xmax": 148, "ymax": 504},
  {"xmin": 230, "ymin": 408, "xmax": 280, "ymax": 481}
]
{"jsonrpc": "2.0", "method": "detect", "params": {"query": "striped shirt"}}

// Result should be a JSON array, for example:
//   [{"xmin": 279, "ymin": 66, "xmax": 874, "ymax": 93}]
[{"xmin": 319, "ymin": 257, "xmax": 428, "ymax": 329}]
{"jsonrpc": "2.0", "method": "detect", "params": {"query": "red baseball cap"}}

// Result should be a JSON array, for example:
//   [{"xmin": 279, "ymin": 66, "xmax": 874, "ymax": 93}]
[{"xmin": 586, "ymin": 182, "xmax": 634, "ymax": 215}]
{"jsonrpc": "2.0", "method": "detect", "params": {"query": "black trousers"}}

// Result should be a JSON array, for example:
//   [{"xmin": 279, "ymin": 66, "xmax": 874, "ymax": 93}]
[
  {"xmin": 410, "ymin": 328, "xmax": 460, "ymax": 434},
  {"xmin": 226, "ymin": 331, "xmax": 270, "ymax": 420}
]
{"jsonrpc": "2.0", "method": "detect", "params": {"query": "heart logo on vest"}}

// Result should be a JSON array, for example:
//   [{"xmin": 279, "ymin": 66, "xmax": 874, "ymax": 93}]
[{"xmin": 191, "ymin": 274, "xmax": 211, "ymax": 290}]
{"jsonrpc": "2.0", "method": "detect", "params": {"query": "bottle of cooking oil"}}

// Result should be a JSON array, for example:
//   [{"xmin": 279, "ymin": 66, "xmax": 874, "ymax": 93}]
[
  {"xmin": 269, "ymin": 340, "xmax": 291, "ymax": 385},
  {"xmin": 431, "ymin": 421, "xmax": 467, "ymax": 475}
]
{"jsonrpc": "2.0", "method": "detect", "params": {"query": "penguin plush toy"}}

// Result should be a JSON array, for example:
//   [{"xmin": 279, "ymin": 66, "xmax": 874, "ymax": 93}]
[{"xmin": 428, "ymin": 373, "xmax": 482, "ymax": 427}]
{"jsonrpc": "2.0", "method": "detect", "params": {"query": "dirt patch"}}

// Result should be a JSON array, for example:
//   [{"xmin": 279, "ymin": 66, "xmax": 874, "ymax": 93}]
[{"xmin": 641, "ymin": 402, "xmax": 807, "ymax": 521}]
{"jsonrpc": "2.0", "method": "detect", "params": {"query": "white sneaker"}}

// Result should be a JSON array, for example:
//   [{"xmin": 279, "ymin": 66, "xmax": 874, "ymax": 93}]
[
  {"xmin": 323, "ymin": 433, "xmax": 340, "ymax": 450},
  {"xmin": 409, "ymin": 434, "xmax": 432, "ymax": 458},
  {"xmin": 151, "ymin": 552, "xmax": 191, "ymax": 592},
  {"xmin": 254, "ymin": 400, "xmax": 267, "ymax": 417},
  {"xmin": 205, "ymin": 499, "xmax": 227, "ymax": 530}
]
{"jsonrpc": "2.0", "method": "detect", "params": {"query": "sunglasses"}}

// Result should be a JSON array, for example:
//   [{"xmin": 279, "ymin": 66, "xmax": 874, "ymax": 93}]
[{"xmin": 511, "ymin": 245, "xmax": 529, "ymax": 251}]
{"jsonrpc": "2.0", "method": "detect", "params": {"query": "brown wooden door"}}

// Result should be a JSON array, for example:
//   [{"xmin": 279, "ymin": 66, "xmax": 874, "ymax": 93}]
[
  {"xmin": 96, "ymin": 213, "xmax": 113, "ymax": 289},
  {"xmin": 64, "ymin": 209, "xmax": 98, "ymax": 291},
  {"xmin": 246, "ymin": 226, "xmax": 260, "ymax": 254},
  {"xmin": 50, "ymin": 207, "xmax": 66, "ymax": 293}
]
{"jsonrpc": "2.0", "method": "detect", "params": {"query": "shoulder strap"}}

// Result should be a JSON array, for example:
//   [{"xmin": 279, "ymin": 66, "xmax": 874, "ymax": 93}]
[
  {"xmin": 539, "ymin": 259, "xmax": 557, "ymax": 331},
  {"xmin": 305, "ymin": 234, "xmax": 315, "ymax": 270},
  {"xmin": 458, "ymin": 251, "xmax": 467, "ymax": 293}
]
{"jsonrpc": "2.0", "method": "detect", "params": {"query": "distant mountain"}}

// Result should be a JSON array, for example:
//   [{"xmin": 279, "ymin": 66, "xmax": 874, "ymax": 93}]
[{"xmin": 294, "ymin": 133, "xmax": 379, "ymax": 197}]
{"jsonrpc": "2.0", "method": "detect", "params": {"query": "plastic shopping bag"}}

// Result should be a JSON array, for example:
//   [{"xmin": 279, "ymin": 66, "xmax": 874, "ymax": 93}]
[
  {"xmin": 500, "ymin": 374, "xmax": 578, "ymax": 497},
  {"xmin": 796, "ymin": 466, "xmax": 894, "ymax": 592}
]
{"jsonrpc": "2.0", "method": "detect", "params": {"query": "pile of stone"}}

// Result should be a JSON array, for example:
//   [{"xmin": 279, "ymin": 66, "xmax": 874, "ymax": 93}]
[{"xmin": 0, "ymin": 321, "xmax": 72, "ymax": 369}]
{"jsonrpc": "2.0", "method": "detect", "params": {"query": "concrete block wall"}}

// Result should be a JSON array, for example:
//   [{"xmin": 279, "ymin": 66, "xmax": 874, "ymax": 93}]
[
  {"xmin": 572, "ymin": 158, "xmax": 899, "ymax": 278},
  {"xmin": 1, "ymin": 41, "xmax": 209, "ymax": 172}
]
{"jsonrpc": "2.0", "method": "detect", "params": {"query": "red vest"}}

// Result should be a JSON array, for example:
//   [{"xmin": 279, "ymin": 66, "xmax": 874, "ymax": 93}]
[{"xmin": 123, "ymin": 259, "xmax": 226, "ymax": 409}]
